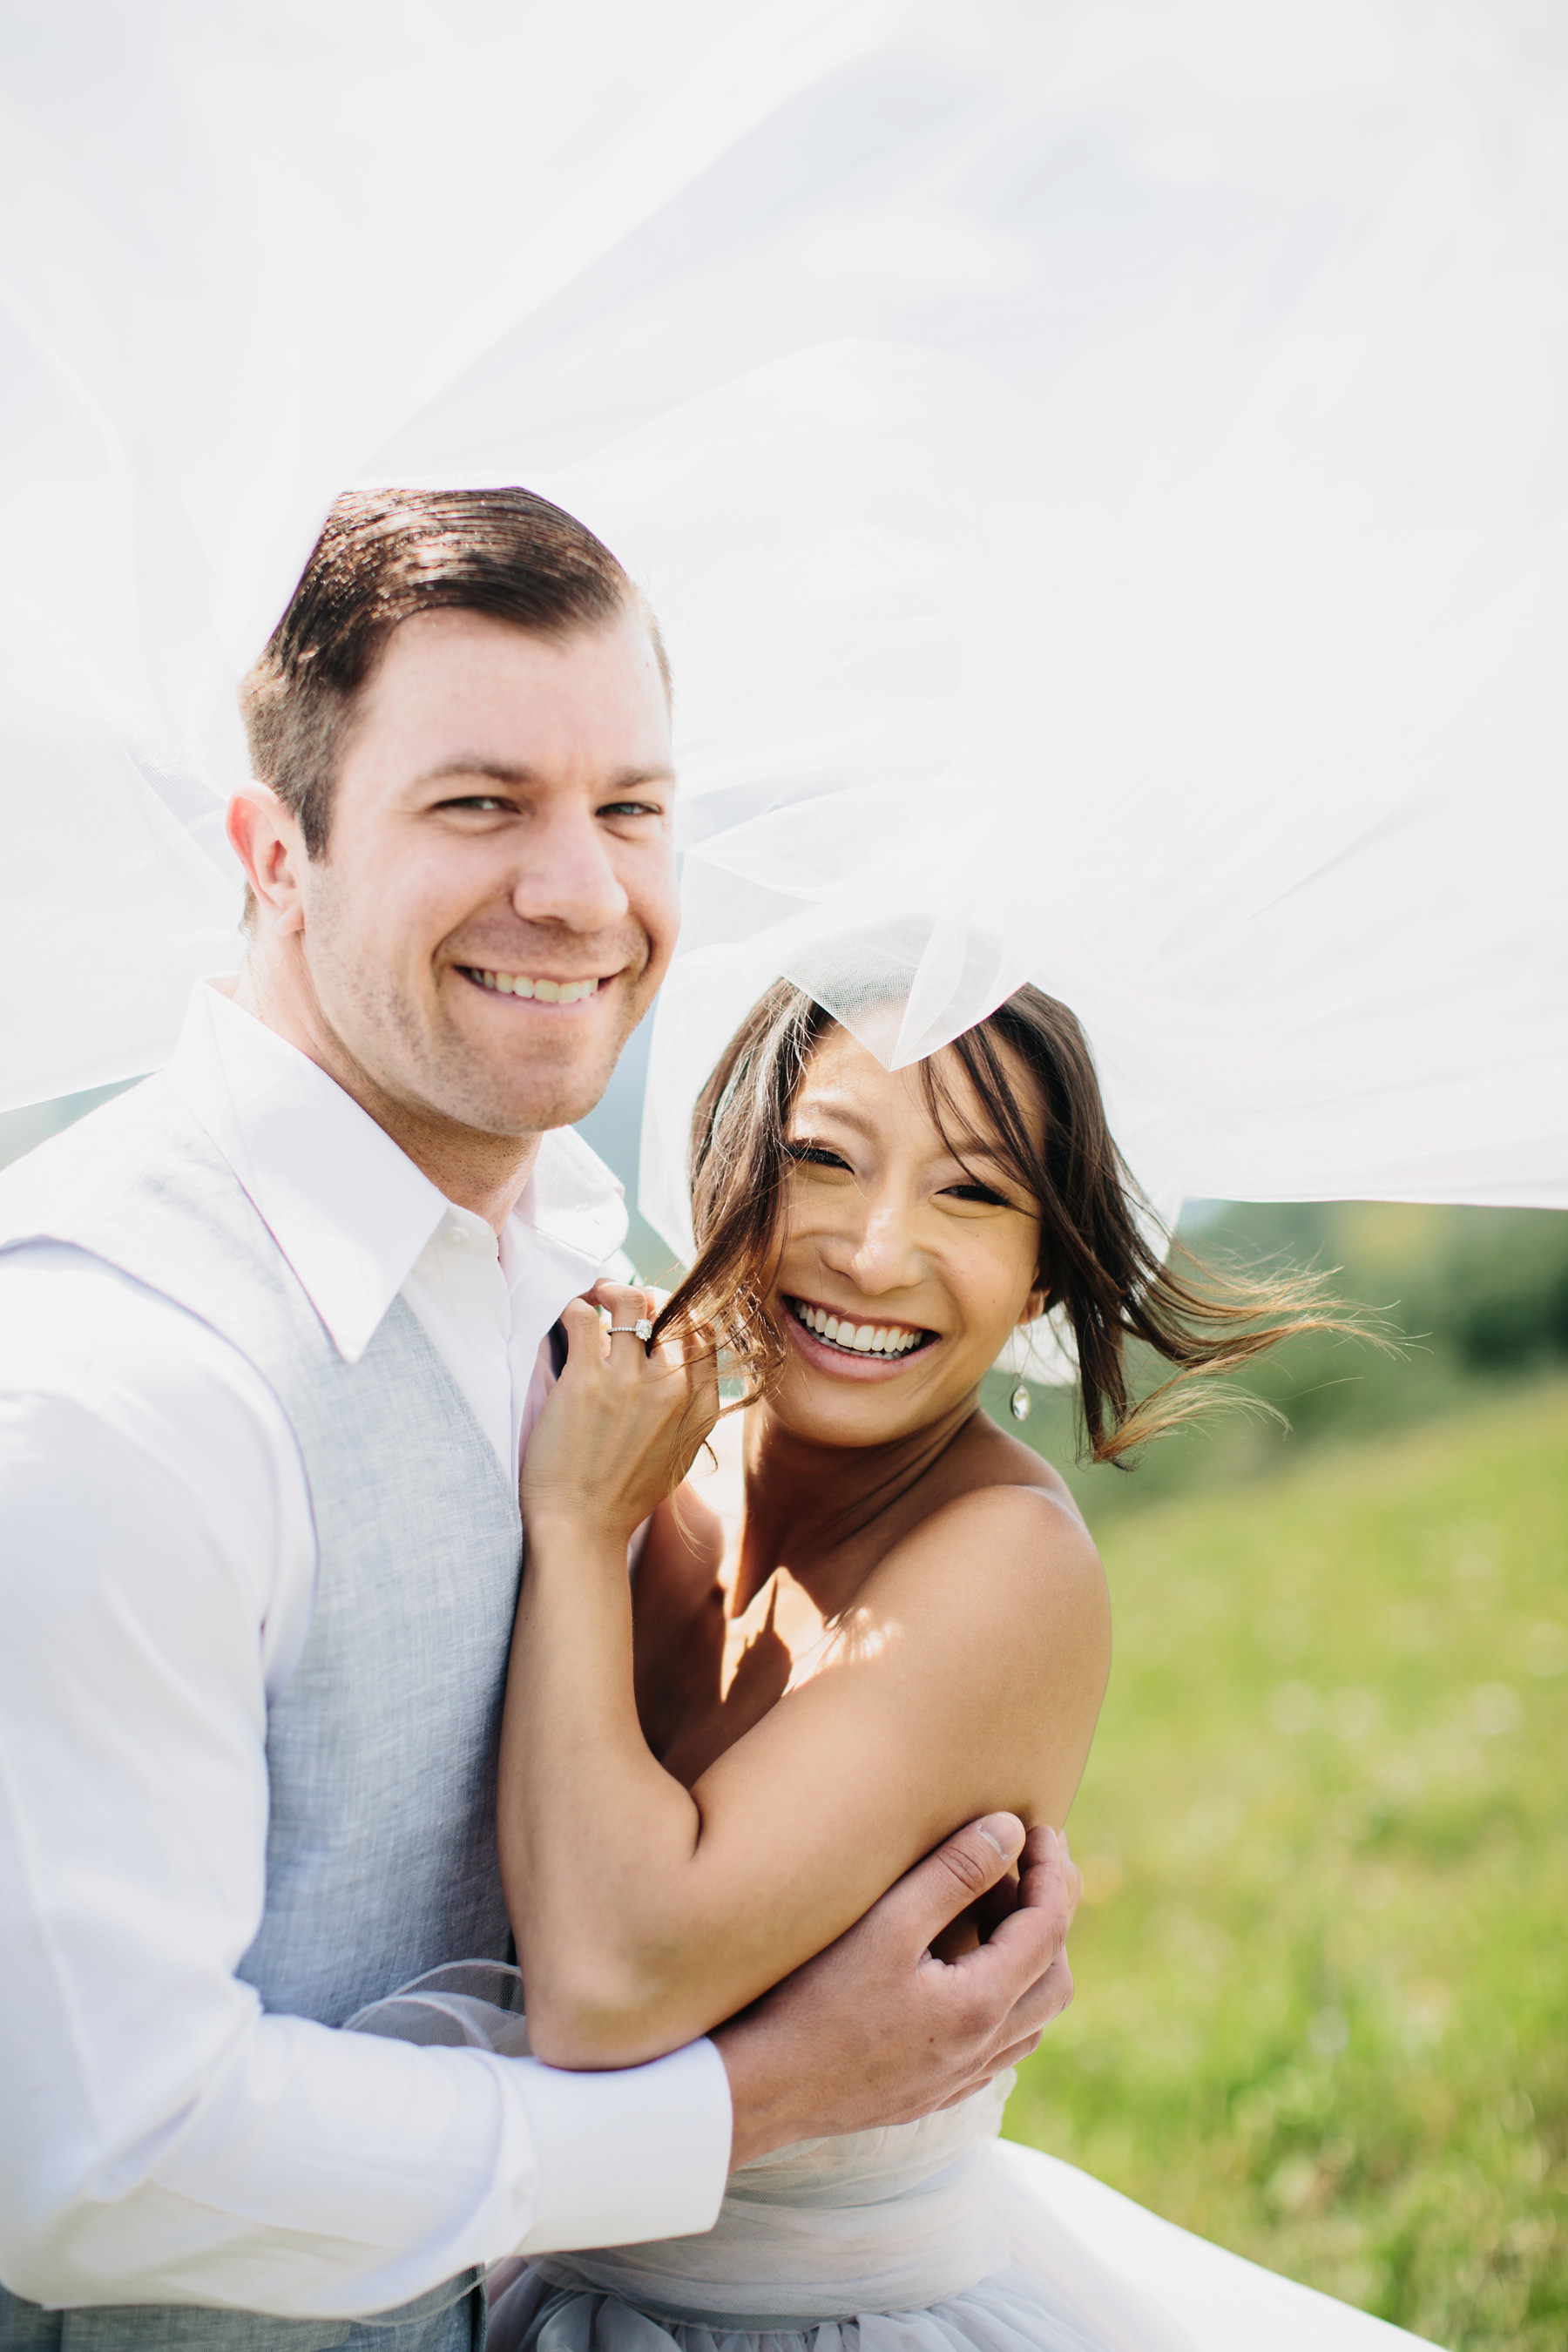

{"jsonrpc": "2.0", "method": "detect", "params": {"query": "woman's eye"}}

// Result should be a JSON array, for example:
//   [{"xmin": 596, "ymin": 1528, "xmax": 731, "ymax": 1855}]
[
  {"xmin": 784, "ymin": 1142, "xmax": 852, "ymax": 1173},
  {"xmin": 944, "ymin": 1180, "xmax": 1010, "ymax": 1206}
]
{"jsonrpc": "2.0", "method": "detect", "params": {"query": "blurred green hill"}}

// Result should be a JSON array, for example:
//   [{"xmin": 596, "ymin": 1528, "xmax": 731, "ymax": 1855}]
[
  {"xmin": 987, "ymin": 1200, "xmax": 1568, "ymax": 1521},
  {"xmin": 994, "ymin": 1200, "xmax": 1568, "ymax": 2346},
  {"xmin": 1009, "ymin": 1376, "xmax": 1568, "ymax": 2349}
]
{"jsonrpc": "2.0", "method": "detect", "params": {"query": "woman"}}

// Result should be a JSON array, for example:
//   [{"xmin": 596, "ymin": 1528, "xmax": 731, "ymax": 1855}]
[{"xmin": 486, "ymin": 981, "xmax": 1429, "ymax": 2352}]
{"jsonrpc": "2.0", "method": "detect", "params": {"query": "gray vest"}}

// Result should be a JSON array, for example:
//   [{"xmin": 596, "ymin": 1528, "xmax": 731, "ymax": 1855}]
[{"xmin": 0, "ymin": 1077, "xmax": 524, "ymax": 2345}]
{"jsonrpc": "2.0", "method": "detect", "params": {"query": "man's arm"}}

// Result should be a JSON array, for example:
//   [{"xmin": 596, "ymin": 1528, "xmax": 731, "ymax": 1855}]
[
  {"xmin": 720, "ymin": 1817, "xmax": 1078, "ymax": 2168},
  {"xmin": 0, "ymin": 1261, "xmax": 733, "ymax": 2316}
]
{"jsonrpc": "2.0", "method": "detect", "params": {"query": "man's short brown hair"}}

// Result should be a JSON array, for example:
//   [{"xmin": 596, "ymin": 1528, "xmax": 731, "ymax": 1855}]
[{"xmin": 240, "ymin": 486, "xmax": 666, "ymax": 861}]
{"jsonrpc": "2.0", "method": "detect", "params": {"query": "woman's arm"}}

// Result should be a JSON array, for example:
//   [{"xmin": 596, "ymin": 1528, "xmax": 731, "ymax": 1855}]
[{"xmin": 501, "ymin": 1299, "xmax": 1108, "ymax": 2070}]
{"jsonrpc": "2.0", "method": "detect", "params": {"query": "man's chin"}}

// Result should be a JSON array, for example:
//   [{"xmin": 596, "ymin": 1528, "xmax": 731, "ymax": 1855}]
[
  {"xmin": 411, "ymin": 985, "xmax": 645, "ymax": 1139},
  {"xmin": 433, "ymin": 1047, "xmax": 628, "ymax": 1143}
]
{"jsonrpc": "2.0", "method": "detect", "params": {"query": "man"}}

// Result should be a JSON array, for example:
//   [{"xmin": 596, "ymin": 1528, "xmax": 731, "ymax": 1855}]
[{"xmin": 0, "ymin": 490, "xmax": 1077, "ymax": 2349}]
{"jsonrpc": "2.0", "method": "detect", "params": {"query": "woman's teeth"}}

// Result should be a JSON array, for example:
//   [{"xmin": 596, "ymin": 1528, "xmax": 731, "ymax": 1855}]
[
  {"xmin": 469, "ymin": 970, "xmax": 600, "ymax": 1003},
  {"xmin": 789, "ymin": 1299, "xmax": 928, "ymax": 1356}
]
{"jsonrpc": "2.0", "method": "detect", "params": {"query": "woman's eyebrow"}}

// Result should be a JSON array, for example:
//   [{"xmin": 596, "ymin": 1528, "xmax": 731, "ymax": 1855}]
[
  {"xmin": 794, "ymin": 1098, "xmax": 1017, "ymax": 1174},
  {"xmin": 790, "ymin": 1096, "xmax": 877, "ymax": 1139},
  {"xmin": 942, "ymin": 1147, "xmax": 1016, "ymax": 1179}
]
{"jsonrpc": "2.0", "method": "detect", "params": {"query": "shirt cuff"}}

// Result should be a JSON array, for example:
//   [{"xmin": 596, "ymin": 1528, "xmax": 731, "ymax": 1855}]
[{"xmin": 510, "ymin": 2036, "xmax": 733, "ymax": 2253}]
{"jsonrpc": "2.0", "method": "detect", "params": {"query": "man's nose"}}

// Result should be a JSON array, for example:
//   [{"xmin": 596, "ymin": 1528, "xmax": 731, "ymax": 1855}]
[{"xmin": 509, "ymin": 807, "xmax": 629, "ymax": 935}]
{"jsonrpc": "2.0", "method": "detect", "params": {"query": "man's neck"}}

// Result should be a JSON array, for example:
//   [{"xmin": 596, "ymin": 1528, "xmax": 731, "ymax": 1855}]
[{"xmin": 232, "ymin": 963, "xmax": 542, "ymax": 1234}]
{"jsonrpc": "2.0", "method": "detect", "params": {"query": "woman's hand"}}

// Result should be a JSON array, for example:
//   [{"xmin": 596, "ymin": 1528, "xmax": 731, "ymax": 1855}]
[{"xmin": 521, "ymin": 1281, "xmax": 720, "ymax": 1544}]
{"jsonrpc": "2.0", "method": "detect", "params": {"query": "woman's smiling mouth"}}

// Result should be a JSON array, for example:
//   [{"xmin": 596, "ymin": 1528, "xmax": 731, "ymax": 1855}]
[{"xmin": 785, "ymin": 1294, "xmax": 936, "ymax": 1372}]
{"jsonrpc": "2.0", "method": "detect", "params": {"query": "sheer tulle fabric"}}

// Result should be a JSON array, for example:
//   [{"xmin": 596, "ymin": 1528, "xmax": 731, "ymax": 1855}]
[
  {"xmin": 2, "ymin": 3, "xmax": 1565, "ymax": 1248},
  {"xmin": 348, "ymin": 1971, "xmax": 1433, "ymax": 2352}
]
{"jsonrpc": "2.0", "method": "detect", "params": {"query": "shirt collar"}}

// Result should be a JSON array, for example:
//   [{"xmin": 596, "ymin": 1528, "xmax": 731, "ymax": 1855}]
[{"xmin": 166, "ymin": 978, "xmax": 628, "ymax": 1361}]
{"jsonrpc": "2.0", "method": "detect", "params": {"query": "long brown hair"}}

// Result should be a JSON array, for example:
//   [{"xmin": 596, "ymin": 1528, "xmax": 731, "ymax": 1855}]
[{"xmin": 656, "ymin": 979, "xmax": 1362, "ymax": 1464}]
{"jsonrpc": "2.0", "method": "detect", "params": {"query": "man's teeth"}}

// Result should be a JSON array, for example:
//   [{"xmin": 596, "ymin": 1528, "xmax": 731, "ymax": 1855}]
[
  {"xmin": 471, "ymin": 970, "xmax": 600, "ymax": 1004},
  {"xmin": 790, "ymin": 1299, "xmax": 927, "ymax": 1356}
]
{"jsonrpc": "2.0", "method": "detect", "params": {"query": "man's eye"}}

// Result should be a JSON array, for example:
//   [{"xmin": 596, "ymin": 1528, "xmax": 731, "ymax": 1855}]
[
  {"xmin": 598, "ymin": 801, "xmax": 664, "ymax": 820},
  {"xmin": 784, "ymin": 1142, "xmax": 852, "ymax": 1173},
  {"xmin": 438, "ymin": 794, "xmax": 510, "ymax": 813}
]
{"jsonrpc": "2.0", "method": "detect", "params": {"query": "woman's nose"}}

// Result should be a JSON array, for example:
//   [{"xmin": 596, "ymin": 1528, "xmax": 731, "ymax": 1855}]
[
  {"xmin": 835, "ymin": 1190, "xmax": 923, "ymax": 1297},
  {"xmin": 510, "ymin": 807, "xmax": 629, "ymax": 934}
]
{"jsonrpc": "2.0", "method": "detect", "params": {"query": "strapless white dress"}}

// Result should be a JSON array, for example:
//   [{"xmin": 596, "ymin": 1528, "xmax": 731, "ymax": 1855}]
[{"xmin": 349, "ymin": 1969, "xmax": 1442, "ymax": 2352}]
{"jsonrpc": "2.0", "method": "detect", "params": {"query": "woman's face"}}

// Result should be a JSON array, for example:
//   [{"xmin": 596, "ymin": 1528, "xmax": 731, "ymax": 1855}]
[{"xmin": 765, "ymin": 1024, "xmax": 1046, "ymax": 1450}]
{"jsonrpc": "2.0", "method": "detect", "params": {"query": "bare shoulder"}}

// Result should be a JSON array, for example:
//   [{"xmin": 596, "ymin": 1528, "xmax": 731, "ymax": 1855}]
[
  {"xmin": 926, "ymin": 1409, "xmax": 1098, "ymax": 1575},
  {"xmin": 914, "ymin": 1478, "xmax": 1105, "ymax": 1619},
  {"xmin": 868, "ymin": 1444, "xmax": 1107, "ymax": 1673},
  {"xmin": 840, "ymin": 1425, "xmax": 1109, "ymax": 1829},
  {"xmin": 952, "ymin": 1406, "xmax": 1088, "ymax": 1518}
]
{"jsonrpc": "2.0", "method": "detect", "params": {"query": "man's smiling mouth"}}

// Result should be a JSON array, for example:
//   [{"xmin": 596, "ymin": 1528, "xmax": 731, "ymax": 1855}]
[
  {"xmin": 786, "ymin": 1296, "xmax": 936, "ymax": 1358},
  {"xmin": 457, "ymin": 966, "xmax": 602, "ymax": 1004}
]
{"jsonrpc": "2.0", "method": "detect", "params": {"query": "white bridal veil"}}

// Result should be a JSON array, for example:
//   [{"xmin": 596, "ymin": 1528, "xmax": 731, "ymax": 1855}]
[{"xmin": 3, "ymin": 3, "xmax": 1565, "ymax": 1275}]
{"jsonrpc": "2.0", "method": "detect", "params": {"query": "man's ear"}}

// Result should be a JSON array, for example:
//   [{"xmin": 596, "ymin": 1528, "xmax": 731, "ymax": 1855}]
[{"xmin": 227, "ymin": 783, "xmax": 308, "ymax": 934}]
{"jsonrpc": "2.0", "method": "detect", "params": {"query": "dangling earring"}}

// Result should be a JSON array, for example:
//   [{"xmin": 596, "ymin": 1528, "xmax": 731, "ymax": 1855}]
[{"xmin": 1010, "ymin": 1291, "xmax": 1046, "ymax": 1423}]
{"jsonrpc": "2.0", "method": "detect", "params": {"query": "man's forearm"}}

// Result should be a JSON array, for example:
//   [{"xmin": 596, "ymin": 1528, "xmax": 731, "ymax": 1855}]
[
  {"xmin": 0, "ymin": 2004, "xmax": 733, "ymax": 2312},
  {"xmin": 0, "ymin": 1402, "xmax": 734, "ymax": 2309},
  {"xmin": 1, "ymin": 2008, "xmax": 524, "ymax": 2313},
  {"xmin": 714, "ymin": 2009, "xmax": 817, "ymax": 2173}
]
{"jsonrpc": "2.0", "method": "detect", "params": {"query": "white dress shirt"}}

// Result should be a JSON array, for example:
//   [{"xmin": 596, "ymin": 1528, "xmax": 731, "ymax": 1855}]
[{"xmin": 0, "ymin": 981, "xmax": 731, "ymax": 2319}]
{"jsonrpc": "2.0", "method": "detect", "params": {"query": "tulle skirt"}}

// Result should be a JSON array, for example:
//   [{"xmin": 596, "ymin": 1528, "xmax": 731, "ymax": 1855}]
[{"xmin": 488, "ymin": 2142, "xmax": 1439, "ymax": 2352}]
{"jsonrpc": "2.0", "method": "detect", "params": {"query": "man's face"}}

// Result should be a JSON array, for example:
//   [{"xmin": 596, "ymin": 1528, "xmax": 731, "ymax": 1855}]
[{"xmin": 295, "ymin": 605, "xmax": 678, "ymax": 1139}]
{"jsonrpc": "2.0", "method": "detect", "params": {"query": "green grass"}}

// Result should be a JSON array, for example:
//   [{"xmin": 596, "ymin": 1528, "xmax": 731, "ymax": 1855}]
[
  {"xmin": 1006, "ymin": 1377, "xmax": 1568, "ymax": 2350},
  {"xmin": 981, "ymin": 1198, "xmax": 1568, "ymax": 1530}
]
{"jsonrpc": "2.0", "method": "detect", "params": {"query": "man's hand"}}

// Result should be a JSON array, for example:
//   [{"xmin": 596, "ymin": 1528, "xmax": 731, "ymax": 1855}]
[{"xmin": 714, "ymin": 1815, "xmax": 1079, "ymax": 2169}]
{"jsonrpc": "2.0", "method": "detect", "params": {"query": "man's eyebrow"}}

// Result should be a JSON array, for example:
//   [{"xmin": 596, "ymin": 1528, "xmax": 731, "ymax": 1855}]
[
  {"xmin": 602, "ymin": 765, "xmax": 677, "ymax": 792},
  {"xmin": 415, "ymin": 758, "xmax": 676, "ymax": 793},
  {"xmin": 413, "ymin": 757, "xmax": 531, "ymax": 789}
]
